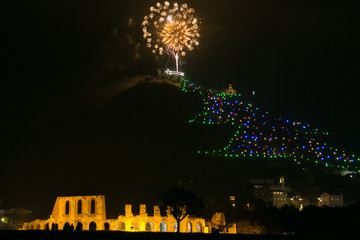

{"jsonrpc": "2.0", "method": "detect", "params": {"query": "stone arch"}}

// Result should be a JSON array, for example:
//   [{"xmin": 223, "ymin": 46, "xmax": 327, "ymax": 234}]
[
  {"xmin": 77, "ymin": 199, "xmax": 82, "ymax": 214},
  {"xmin": 173, "ymin": 222, "xmax": 178, "ymax": 232},
  {"xmin": 131, "ymin": 221, "xmax": 140, "ymax": 231},
  {"xmin": 45, "ymin": 223, "xmax": 50, "ymax": 230},
  {"xmin": 50, "ymin": 223, "xmax": 58, "ymax": 230},
  {"xmin": 196, "ymin": 222, "xmax": 202, "ymax": 232},
  {"xmin": 35, "ymin": 224, "xmax": 40, "ymax": 230},
  {"xmin": 160, "ymin": 221, "xmax": 167, "ymax": 232},
  {"xmin": 104, "ymin": 222, "xmax": 110, "ymax": 231},
  {"xmin": 90, "ymin": 199, "xmax": 96, "ymax": 214},
  {"xmin": 65, "ymin": 200, "xmax": 70, "ymax": 215},
  {"xmin": 117, "ymin": 221, "xmax": 125, "ymax": 231},
  {"xmin": 76, "ymin": 222, "xmax": 83, "ymax": 231},
  {"xmin": 145, "ymin": 221, "xmax": 153, "ymax": 231},
  {"xmin": 28, "ymin": 224, "xmax": 33, "ymax": 230},
  {"xmin": 63, "ymin": 222, "xmax": 70, "ymax": 231},
  {"xmin": 89, "ymin": 221, "xmax": 97, "ymax": 231},
  {"xmin": 187, "ymin": 222, "xmax": 192, "ymax": 233}
]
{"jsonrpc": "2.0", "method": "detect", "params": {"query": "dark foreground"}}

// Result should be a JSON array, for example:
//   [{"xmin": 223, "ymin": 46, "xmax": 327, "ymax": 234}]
[{"xmin": 0, "ymin": 231, "xmax": 355, "ymax": 240}]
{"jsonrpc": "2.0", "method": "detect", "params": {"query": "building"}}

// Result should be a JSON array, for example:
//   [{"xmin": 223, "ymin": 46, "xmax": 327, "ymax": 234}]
[
  {"xmin": 22, "ymin": 195, "xmax": 108, "ymax": 231},
  {"xmin": 209, "ymin": 212, "xmax": 236, "ymax": 234},
  {"xmin": 318, "ymin": 192, "xmax": 343, "ymax": 207},
  {"xmin": 115, "ymin": 203, "xmax": 206, "ymax": 233},
  {"xmin": 225, "ymin": 84, "xmax": 237, "ymax": 95},
  {"xmin": 22, "ymin": 195, "xmax": 235, "ymax": 233},
  {"xmin": 252, "ymin": 176, "xmax": 292, "ymax": 208},
  {"xmin": 229, "ymin": 196, "xmax": 236, "ymax": 207},
  {"xmin": 288, "ymin": 195, "xmax": 311, "ymax": 209}
]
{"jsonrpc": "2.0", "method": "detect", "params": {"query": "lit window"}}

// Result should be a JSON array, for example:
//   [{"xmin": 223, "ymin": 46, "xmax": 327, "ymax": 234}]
[
  {"xmin": 146, "ymin": 222, "xmax": 153, "ymax": 231},
  {"xmin": 187, "ymin": 222, "xmax": 192, "ymax": 233},
  {"xmin": 160, "ymin": 222, "xmax": 167, "ymax": 232}
]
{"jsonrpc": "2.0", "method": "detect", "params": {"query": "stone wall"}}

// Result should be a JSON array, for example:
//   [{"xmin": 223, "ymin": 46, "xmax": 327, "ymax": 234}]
[
  {"xmin": 23, "ymin": 195, "xmax": 107, "ymax": 231},
  {"xmin": 22, "ymin": 195, "xmax": 210, "ymax": 233}
]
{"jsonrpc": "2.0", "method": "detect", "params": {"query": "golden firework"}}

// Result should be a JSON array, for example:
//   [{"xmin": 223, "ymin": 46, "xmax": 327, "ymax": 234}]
[
  {"xmin": 142, "ymin": 1, "xmax": 200, "ymax": 58},
  {"xmin": 161, "ymin": 19, "xmax": 193, "ymax": 54}
]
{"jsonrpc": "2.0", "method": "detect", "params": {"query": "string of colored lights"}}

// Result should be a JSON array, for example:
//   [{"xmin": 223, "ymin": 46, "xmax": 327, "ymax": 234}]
[{"xmin": 180, "ymin": 79, "xmax": 360, "ymax": 174}]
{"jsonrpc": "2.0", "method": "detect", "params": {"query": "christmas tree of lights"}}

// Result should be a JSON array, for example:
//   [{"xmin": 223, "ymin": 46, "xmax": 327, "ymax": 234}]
[{"xmin": 180, "ymin": 79, "xmax": 360, "ymax": 174}]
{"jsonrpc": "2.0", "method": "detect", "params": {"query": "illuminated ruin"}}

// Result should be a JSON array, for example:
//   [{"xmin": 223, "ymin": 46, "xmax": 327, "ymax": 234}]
[{"xmin": 22, "ymin": 195, "xmax": 236, "ymax": 233}]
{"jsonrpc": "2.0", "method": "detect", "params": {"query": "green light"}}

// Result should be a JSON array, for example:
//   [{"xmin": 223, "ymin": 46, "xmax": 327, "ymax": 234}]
[{"xmin": 182, "ymin": 79, "xmax": 359, "ymax": 172}]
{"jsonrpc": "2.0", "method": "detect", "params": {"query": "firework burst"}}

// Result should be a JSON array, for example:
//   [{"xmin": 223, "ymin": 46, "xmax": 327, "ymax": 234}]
[{"xmin": 142, "ymin": 1, "xmax": 200, "ymax": 74}]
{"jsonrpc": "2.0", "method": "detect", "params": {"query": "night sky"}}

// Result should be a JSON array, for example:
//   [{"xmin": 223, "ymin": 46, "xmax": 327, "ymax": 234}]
[{"xmin": 3, "ymin": 0, "xmax": 360, "ymax": 216}]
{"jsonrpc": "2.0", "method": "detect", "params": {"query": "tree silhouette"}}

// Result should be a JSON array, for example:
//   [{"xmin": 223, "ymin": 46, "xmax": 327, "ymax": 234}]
[{"xmin": 160, "ymin": 185, "xmax": 203, "ymax": 233}]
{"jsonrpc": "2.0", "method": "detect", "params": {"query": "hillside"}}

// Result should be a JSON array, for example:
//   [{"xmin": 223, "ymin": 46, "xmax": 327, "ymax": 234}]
[{"xmin": 2, "ymin": 81, "xmax": 360, "ymax": 219}]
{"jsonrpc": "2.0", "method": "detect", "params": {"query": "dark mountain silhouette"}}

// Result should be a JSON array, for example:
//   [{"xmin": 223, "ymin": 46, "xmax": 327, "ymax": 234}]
[{"xmin": 3, "ymin": 81, "xmax": 359, "ymax": 219}]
